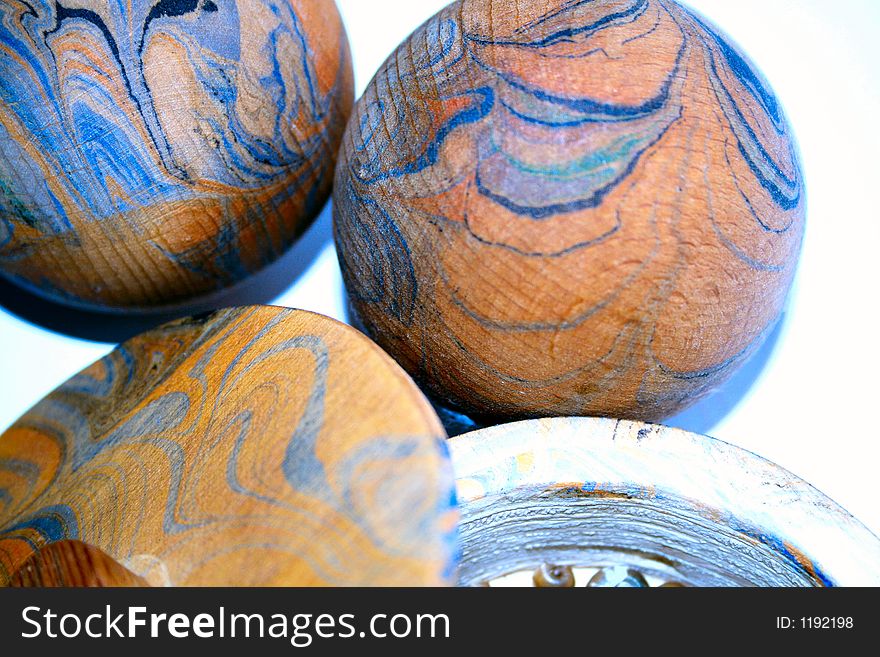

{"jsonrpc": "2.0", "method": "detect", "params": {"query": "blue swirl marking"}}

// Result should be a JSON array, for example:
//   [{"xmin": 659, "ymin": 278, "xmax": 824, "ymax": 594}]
[
  {"xmin": 686, "ymin": 10, "xmax": 800, "ymax": 214},
  {"xmin": 413, "ymin": 17, "xmax": 460, "ymax": 73},
  {"xmin": 356, "ymin": 86, "xmax": 495, "ymax": 184},
  {"xmin": 3, "ymin": 504, "xmax": 79, "ymax": 544},
  {"xmin": 77, "ymin": 393, "xmax": 191, "ymax": 470},
  {"xmin": 335, "ymin": 185, "xmax": 418, "ymax": 325},
  {"xmin": 466, "ymin": 0, "xmax": 649, "ymax": 48}
]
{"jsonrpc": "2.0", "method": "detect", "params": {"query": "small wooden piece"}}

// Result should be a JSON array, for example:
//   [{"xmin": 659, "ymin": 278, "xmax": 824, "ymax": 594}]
[
  {"xmin": 10, "ymin": 540, "xmax": 149, "ymax": 587},
  {"xmin": 0, "ymin": 306, "xmax": 456, "ymax": 586},
  {"xmin": 0, "ymin": 1, "xmax": 353, "ymax": 310},
  {"xmin": 334, "ymin": 0, "xmax": 805, "ymax": 422}
]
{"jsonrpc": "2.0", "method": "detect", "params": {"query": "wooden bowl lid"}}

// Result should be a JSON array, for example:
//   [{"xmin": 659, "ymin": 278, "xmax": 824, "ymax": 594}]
[{"xmin": 0, "ymin": 306, "xmax": 457, "ymax": 586}]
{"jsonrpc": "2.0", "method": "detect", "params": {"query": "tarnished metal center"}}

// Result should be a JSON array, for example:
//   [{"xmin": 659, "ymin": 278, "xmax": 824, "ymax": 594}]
[{"xmin": 476, "ymin": 563, "xmax": 687, "ymax": 587}]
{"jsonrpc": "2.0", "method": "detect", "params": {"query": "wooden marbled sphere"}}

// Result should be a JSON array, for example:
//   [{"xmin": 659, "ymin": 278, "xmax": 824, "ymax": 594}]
[
  {"xmin": 333, "ymin": 0, "xmax": 805, "ymax": 422},
  {"xmin": 0, "ymin": 0, "xmax": 352, "ymax": 310},
  {"xmin": 0, "ymin": 306, "xmax": 457, "ymax": 586}
]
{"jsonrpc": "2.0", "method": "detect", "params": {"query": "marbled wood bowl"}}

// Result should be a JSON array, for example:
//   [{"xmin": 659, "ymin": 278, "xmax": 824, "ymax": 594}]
[
  {"xmin": 0, "ymin": 306, "xmax": 457, "ymax": 586},
  {"xmin": 0, "ymin": 0, "xmax": 353, "ymax": 311},
  {"xmin": 449, "ymin": 417, "xmax": 880, "ymax": 587}
]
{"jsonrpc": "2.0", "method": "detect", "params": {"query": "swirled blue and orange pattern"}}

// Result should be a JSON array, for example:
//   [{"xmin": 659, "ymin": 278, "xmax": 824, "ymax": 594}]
[
  {"xmin": 334, "ymin": 0, "xmax": 805, "ymax": 421},
  {"xmin": 0, "ymin": 0, "xmax": 352, "ymax": 308}
]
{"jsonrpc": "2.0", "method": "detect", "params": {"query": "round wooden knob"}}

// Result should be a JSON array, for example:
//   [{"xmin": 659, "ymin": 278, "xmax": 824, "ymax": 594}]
[
  {"xmin": 0, "ymin": 1, "xmax": 353, "ymax": 310},
  {"xmin": 0, "ymin": 307, "xmax": 456, "ymax": 586},
  {"xmin": 10, "ymin": 540, "xmax": 149, "ymax": 587},
  {"xmin": 449, "ymin": 418, "xmax": 880, "ymax": 587},
  {"xmin": 333, "ymin": 0, "xmax": 805, "ymax": 422}
]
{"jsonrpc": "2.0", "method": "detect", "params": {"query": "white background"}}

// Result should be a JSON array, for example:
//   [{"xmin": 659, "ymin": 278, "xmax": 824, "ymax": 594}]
[{"xmin": 1, "ymin": 1, "xmax": 878, "ymax": 536}]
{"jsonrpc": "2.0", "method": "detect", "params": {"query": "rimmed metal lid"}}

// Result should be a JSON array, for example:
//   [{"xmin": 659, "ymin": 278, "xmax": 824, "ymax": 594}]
[{"xmin": 449, "ymin": 417, "xmax": 880, "ymax": 587}]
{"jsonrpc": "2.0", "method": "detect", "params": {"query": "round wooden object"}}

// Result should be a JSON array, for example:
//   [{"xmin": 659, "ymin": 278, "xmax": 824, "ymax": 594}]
[
  {"xmin": 0, "ymin": 1, "xmax": 353, "ymax": 311},
  {"xmin": 333, "ymin": 0, "xmax": 805, "ymax": 422},
  {"xmin": 0, "ymin": 306, "xmax": 456, "ymax": 586},
  {"xmin": 10, "ymin": 540, "xmax": 149, "ymax": 587},
  {"xmin": 449, "ymin": 418, "xmax": 880, "ymax": 587}
]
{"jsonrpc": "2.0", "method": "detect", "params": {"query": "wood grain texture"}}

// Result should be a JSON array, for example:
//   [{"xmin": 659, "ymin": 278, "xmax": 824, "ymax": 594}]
[
  {"xmin": 449, "ymin": 418, "xmax": 880, "ymax": 587},
  {"xmin": 0, "ymin": 0, "xmax": 353, "ymax": 310},
  {"xmin": 333, "ymin": 0, "xmax": 805, "ymax": 422},
  {"xmin": 0, "ymin": 306, "xmax": 457, "ymax": 586},
  {"xmin": 10, "ymin": 539, "xmax": 149, "ymax": 587}
]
